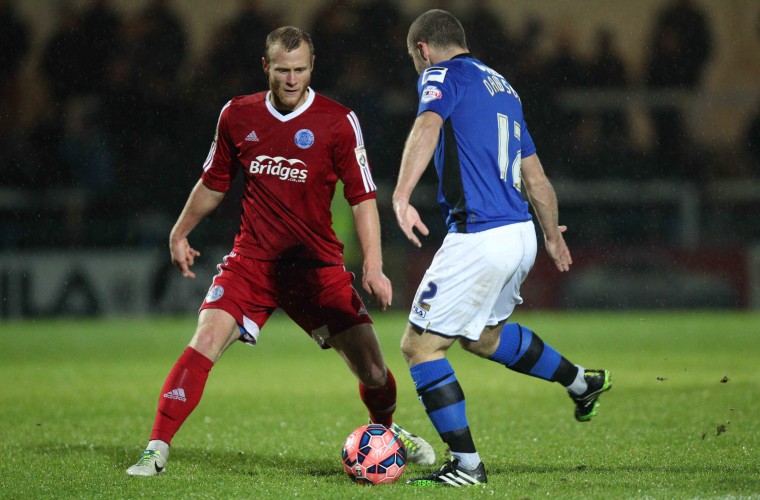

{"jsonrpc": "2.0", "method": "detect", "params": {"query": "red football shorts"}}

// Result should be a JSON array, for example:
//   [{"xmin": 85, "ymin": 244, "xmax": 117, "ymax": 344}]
[{"xmin": 199, "ymin": 252, "xmax": 372, "ymax": 347}]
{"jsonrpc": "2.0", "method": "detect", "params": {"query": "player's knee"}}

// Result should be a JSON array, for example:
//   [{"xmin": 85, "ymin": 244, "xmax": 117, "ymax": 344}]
[
  {"xmin": 459, "ymin": 337, "xmax": 487, "ymax": 357},
  {"xmin": 359, "ymin": 362, "xmax": 387, "ymax": 387},
  {"xmin": 400, "ymin": 324, "xmax": 448, "ymax": 366},
  {"xmin": 459, "ymin": 327, "xmax": 500, "ymax": 358},
  {"xmin": 400, "ymin": 331, "xmax": 417, "ymax": 364},
  {"xmin": 189, "ymin": 313, "xmax": 238, "ymax": 362}
]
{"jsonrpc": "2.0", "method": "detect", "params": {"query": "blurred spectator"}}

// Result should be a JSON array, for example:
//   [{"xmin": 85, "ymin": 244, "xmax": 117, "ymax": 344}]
[
  {"xmin": 745, "ymin": 110, "xmax": 760, "ymax": 174},
  {"xmin": 545, "ymin": 28, "xmax": 586, "ymax": 175},
  {"xmin": 224, "ymin": 0, "xmax": 271, "ymax": 70},
  {"xmin": 547, "ymin": 29, "xmax": 587, "ymax": 90},
  {"xmin": 41, "ymin": 1, "xmax": 121, "ymax": 102},
  {"xmin": 37, "ymin": 3, "xmax": 88, "ymax": 192},
  {"xmin": 587, "ymin": 28, "xmax": 628, "ymax": 144},
  {"xmin": 58, "ymin": 96, "xmax": 117, "ymax": 245},
  {"xmin": 330, "ymin": 52, "xmax": 385, "ymax": 166},
  {"xmin": 100, "ymin": 54, "xmax": 144, "ymax": 174},
  {"xmin": 199, "ymin": 0, "xmax": 273, "ymax": 104},
  {"xmin": 510, "ymin": 17, "xmax": 553, "ymax": 163},
  {"xmin": 458, "ymin": 0, "xmax": 514, "ymax": 75},
  {"xmin": 648, "ymin": 0, "xmax": 712, "ymax": 87},
  {"xmin": 309, "ymin": 0, "xmax": 361, "ymax": 92},
  {"xmin": 0, "ymin": 0, "xmax": 29, "ymax": 100},
  {"xmin": 117, "ymin": 0, "xmax": 193, "ymax": 240},
  {"xmin": 59, "ymin": 97, "xmax": 115, "ymax": 193},
  {"xmin": 131, "ymin": 0, "xmax": 187, "ymax": 84},
  {"xmin": 746, "ymin": 13, "xmax": 760, "ymax": 175},
  {"xmin": 41, "ymin": 3, "xmax": 88, "ymax": 103},
  {"xmin": 645, "ymin": 0, "xmax": 712, "ymax": 179},
  {"xmin": 78, "ymin": 0, "xmax": 121, "ymax": 94},
  {"xmin": 0, "ymin": 122, "xmax": 37, "ymax": 189},
  {"xmin": 356, "ymin": 0, "xmax": 404, "ymax": 88},
  {"xmin": 0, "ymin": 0, "xmax": 30, "ymax": 190}
]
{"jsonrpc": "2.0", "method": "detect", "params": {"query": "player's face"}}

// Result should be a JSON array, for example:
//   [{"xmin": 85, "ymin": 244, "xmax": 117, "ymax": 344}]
[{"xmin": 263, "ymin": 42, "xmax": 314, "ymax": 112}]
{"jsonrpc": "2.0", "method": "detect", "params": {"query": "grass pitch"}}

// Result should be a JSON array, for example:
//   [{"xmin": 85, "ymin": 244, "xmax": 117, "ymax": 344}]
[{"xmin": 1, "ymin": 311, "xmax": 759, "ymax": 498}]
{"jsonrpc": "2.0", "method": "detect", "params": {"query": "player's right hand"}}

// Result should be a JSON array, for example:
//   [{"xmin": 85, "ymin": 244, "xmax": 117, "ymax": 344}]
[
  {"xmin": 545, "ymin": 225, "xmax": 572, "ymax": 272},
  {"xmin": 393, "ymin": 199, "xmax": 429, "ymax": 248},
  {"xmin": 170, "ymin": 237, "xmax": 201, "ymax": 278}
]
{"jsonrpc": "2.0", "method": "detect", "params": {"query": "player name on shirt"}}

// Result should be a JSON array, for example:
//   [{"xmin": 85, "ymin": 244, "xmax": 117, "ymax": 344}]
[{"xmin": 469, "ymin": 61, "xmax": 521, "ymax": 100}]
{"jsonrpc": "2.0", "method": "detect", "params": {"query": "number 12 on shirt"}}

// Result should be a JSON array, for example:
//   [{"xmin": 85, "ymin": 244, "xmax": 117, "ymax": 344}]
[{"xmin": 497, "ymin": 113, "xmax": 523, "ymax": 192}]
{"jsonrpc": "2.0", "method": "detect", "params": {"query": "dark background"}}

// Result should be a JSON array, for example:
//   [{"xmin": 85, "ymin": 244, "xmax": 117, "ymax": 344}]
[{"xmin": 2, "ymin": 0, "xmax": 760, "ymax": 314}]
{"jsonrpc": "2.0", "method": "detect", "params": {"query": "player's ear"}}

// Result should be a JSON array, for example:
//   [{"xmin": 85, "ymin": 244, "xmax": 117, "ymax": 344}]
[
  {"xmin": 310, "ymin": 55, "xmax": 315, "ymax": 71},
  {"xmin": 262, "ymin": 56, "xmax": 268, "ymax": 75},
  {"xmin": 417, "ymin": 41, "xmax": 433, "ymax": 64}
]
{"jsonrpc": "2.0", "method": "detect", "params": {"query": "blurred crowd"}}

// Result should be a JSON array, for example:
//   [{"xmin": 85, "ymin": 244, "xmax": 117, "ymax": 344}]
[{"xmin": 0, "ymin": 0, "xmax": 758, "ymax": 249}]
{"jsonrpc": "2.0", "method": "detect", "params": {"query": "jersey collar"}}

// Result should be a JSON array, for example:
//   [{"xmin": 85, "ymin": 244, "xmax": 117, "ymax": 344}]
[{"xmin": 265, "ymin": 87, "xmax": 315, "ymax": 122}]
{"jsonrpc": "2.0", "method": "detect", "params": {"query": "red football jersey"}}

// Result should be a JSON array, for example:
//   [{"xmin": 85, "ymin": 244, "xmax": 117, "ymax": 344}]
[{"xmin": 201, "ymin": 89, "xmax": 377, "ymax": 264}]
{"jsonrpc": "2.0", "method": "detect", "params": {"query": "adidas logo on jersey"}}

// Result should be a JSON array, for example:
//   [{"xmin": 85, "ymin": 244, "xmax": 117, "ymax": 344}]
[
  {"xmin": 163, "ymin": 388, "xmax": 187, "ymax": 402},
  {"xmin": 245, "ymin": 130, "xmax": 260, "ymax": 142}
]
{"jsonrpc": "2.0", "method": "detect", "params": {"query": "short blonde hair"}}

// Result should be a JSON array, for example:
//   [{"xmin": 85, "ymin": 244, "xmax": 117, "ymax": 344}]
[{"xmin": 264, "ymin": 26, "xmax": 314, "ymax": 63}]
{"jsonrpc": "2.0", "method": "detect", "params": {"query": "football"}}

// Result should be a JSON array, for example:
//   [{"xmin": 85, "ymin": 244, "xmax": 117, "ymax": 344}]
[{"xmin": 341, "ymin": 424, "xmax": 406, "ymax": 484}]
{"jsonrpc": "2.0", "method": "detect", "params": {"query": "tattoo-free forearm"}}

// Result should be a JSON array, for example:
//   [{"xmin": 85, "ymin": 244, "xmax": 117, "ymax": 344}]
[
  {"xmin": 170, "ymin": 179, "xmax": 226, "ymax": 242},
  {"xmin": 351, "ymin": 198, "xmax": 384, "ymax": 274},
  {"xmin": 392, "ymin": 111, "xmax": 442, "ymax": 203},
  {"xmin": 521, "ymin": 154, "xmax": 561, "ymax": 242}
]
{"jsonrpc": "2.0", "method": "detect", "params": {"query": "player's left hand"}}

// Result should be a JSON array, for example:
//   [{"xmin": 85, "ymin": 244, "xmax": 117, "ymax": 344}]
[{"xmin": 362, "ymin": 270, "xmax": 392, "ymax": 311}]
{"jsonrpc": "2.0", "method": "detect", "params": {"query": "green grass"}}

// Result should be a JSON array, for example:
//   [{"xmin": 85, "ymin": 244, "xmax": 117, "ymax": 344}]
[{"xmin": 1, "ymin": 311, "xmax": 759, "ymax": 498}]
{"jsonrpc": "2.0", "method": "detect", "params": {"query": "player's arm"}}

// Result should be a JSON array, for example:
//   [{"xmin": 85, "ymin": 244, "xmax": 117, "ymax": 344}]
[
  {"xmin": 392, "ymin": 110, "xmax": 443, "ymax": 247},
  {"xmin": 351, "ymin": 198, "xmax": 392, "ymax": 311},
  {"xmin": 520, "ymin": 153, "xmax": 572, "ymax": 272},
  {"xmin": 169, "ymin": 179, "xmax": 226, "ymax": 278}
]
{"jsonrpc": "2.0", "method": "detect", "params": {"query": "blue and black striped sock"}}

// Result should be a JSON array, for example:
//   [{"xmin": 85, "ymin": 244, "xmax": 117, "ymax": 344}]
[
  {"xmin": 410, "ymin": 359, "xmax": 477, "ymax": 459},
  {"xmin": 489, "ymin": 323, "xmax": 578, "ymax": 386}
]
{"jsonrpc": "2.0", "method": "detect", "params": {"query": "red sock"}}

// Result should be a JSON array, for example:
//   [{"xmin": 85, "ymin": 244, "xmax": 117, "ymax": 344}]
[
  {"xmin": 359, "ymin": 367, "xmax": 397, "ymax": 427},
  {"xmin": 150, "ymin": 347, "xmax": 214, "ymax": 444}
]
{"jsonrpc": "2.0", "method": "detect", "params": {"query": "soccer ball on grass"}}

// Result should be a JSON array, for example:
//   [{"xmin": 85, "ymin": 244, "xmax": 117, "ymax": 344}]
[{"xmin": 341, "ymin": 424, "xmax": 406, "ymax": 484}]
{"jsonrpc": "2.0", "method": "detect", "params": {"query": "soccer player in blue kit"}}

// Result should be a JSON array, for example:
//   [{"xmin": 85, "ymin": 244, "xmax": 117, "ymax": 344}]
[{"xmin": 392, "ymin": 10, "xmax": 612, "ymax": 486}]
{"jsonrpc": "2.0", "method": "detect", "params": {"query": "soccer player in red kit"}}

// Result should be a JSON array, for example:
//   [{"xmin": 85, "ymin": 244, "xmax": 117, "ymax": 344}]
[{"xmin": 126, "ymin": 26, "xmax": 435, "ymax": 476}]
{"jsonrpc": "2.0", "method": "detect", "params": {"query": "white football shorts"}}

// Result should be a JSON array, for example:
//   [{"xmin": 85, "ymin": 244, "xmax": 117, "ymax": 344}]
[{"xmin": 408, "ymin": 220, "xmax": 537, "ymax": 341}]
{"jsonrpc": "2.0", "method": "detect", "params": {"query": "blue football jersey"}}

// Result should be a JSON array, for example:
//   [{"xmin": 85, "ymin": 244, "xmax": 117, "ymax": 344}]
[{"xmin": 416, "ymin": 54, "xmax": 536, "ymax": 233}]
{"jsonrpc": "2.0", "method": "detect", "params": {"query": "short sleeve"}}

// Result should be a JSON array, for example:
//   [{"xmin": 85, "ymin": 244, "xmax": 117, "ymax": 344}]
[
  {"xmin": 521, "ymin": 118, "xmax": 537, "ymax": 158},
  {"xmin": 335, "ymin": 111, "xmax": 377, "ymax": 206},
  {"xmin": 201, "ymin": 100, "xmax": 236, "ymax": 192},
  {"xmin": 416, "ymin": 65, "xmax": 458, "ymax": 121}
]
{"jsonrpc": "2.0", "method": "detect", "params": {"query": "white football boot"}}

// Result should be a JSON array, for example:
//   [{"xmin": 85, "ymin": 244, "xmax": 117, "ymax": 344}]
[
  {"xmin": 390, "ymin": 423, "xmax": 436, "ymax": 466},
  {"xmin": 126, "ymin": 446, "xmax": 169, "ymax": 476}
]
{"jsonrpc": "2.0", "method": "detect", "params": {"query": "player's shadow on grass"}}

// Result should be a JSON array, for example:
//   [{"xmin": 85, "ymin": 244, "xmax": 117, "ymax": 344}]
[{"xmin": 50, "ymin": 443, "xmax": 339, "ymax": 478}]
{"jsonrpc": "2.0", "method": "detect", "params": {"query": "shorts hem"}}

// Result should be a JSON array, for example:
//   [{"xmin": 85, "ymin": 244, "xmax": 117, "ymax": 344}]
[{"xmin": 408, "ymin": 320, "xmax": 478, "ymax": 341}]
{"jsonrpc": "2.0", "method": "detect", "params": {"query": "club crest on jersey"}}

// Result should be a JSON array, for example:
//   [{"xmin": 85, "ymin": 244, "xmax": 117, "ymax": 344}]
[
  {"xmin": 205, "ymin": 285, "xmax": 224, "ymax": 302},
  {"xmin": 294, "ymin": 128, "xmax": 315, "ymax": 149},
  {"xmin": 422, "ymin": 66, "xmax": 448, "ymax": 84},
  {"xmin": 421, "ymin": 85, "xmax": 443, "ymax": 103}
]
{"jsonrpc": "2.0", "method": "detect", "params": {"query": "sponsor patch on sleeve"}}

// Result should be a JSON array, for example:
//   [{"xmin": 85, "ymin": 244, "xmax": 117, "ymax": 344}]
[
  {"xmin": 421, "ymin": 85, "xmax": 443, "ymax": 103},
  {"xmin": 354, "ymin": 146, "xmax": 368, "ymax": 167},
  {"xmin": 422, "ymin": 66, "xmax": 448, "ymax": 84}
]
